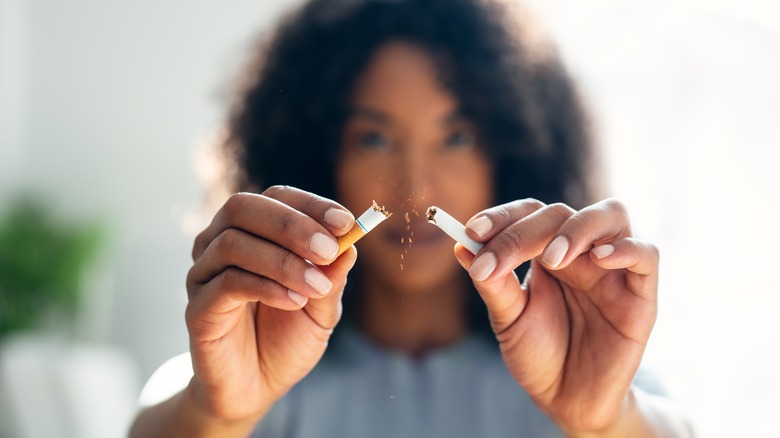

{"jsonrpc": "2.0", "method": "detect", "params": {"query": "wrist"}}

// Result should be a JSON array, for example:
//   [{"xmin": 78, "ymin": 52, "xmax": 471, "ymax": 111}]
[
  {"xmin": 557, "ymin": 390, "xmax": 653, "ymax": 438},
  {"xmin": 181, "ymin": 379, "xmax": 267, "ymax": 437}
]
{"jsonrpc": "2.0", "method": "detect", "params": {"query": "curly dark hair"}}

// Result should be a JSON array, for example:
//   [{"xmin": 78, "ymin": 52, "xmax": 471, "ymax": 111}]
[{"xmin": 222, "ymin": 0, "xmax": 601, "ymax": 338}]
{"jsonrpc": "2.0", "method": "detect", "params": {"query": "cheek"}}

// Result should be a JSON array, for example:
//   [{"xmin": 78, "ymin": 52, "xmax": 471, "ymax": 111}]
[{"xmin": 437, "ymin": 153, "xmax": 494, "ymax": 212}]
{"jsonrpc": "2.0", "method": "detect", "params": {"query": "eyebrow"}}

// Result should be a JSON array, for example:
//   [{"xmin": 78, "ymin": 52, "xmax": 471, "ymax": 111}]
[
  {"xmin": 350, "ymin": 106, "xmax": 391, "ymax": 124},
  {"xmin": 441, "ymin": 111, "xmax": 468, "ymax": 125},
  {"xmin": 349, "ymin": 105, "xmax": 468, "ymax": 125}
]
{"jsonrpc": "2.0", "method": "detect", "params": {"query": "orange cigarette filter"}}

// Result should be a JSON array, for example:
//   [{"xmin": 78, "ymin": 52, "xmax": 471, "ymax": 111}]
[{"xmin": 336, "ymin": 201, "xmax": 392, "ymax": 256}]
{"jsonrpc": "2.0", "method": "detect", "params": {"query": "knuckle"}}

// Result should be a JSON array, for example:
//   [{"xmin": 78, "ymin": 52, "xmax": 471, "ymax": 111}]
[
  {"xmin": 492, "ymin": 204, "xmax": 514, "ymax": 224},
  {"xmin": 262, "ymin": 184, "xmax": 288, "ymax": 198},
  {"xmin": 565, "ymin": 213, "xmax": 599, "ymax": 245},
  {"xmin": 214, "ymin": 228, "xmax": 241, "ymax": 257},
  {"xmin": 278, "ymin": 210, "xmax": 301, "ymax": 239},
  {"xmin": 185, "ymin": 268, "xmax": 199, "ymax": 295},
  {"xmin": 523, "ymin": 198, "xmax": 546, "ymax": 211},
  {"xmin": 494, "ymin": 227, "xmax": 527, "ymax": 255},
  {"xmin": 216, "ymin": 267, "xmax": 239, "ymax": 291},
  {"xmin": 184, "ymin": 303, "xmax": 197, "ymax": 327},
  {"xmin": 566, "ymin": 213, "xmax": 591, "ymax": 235},
  {"xmin": 333, "ymin": 301, "xmax": 343, "ymax": 322},
  {"xmin": 646, "ymin": 242, "xmax": 660, "ymax": 263},
  {"xmin": 603, "ymin": 197, "xmax": 626, "ymax": 210},
  {"xmin": 494, "ymin": 198, "xmax": 545, "ymax": 220},
  {"xmin": 191, "ymin": 232, "xmax": 206, "ymax": 261},
  {"xmin": 224, "ymin": 193, "xmax": 250, "ymax": 222},
  {"xmin": 603, "ymin": 197, "xmax": 629, "ymax": 219},
  {"xmin": 277, "ymin": 249, "xmax": 298, "ymax": 276},
  {"xmin": 301, "ymin": 194, "xmax": 321, "ymax": 215},
  {"xmin": 546, "ymin": 202, "xmax": 575, "ymax": 223}
]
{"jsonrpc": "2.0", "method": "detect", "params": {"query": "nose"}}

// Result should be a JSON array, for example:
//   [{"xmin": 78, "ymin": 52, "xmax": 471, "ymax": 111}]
[{"xmin": 394, "ymin": 143, "xmax": 432, "ymax": 208}]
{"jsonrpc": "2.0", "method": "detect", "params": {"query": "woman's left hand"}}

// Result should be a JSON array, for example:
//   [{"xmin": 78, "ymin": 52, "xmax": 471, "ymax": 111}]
[{"xmin": 454, "ymin": 198, "xmax": 658, "ymax": 436}]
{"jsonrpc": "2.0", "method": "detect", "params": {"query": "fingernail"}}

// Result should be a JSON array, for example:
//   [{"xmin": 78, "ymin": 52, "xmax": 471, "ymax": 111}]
[
  {"xmin": 470, "ymin": 252, "xmax": 497, "ymax": 282},
  {"xmin": 304, "ymin": 268, "xmax": 332, "ymax": 295},
  {"xmin": 288, "ymin": 290, "xmax": 308, "ymax": 307},
  {"xmin": 310, "ymin": 232, "xmax": 339, "ymax": 260},
  {"xmin": 592, "ymin": 244, "xmax": 615, "ymax": 259},
  {"xmin": 324, "ymin": 208, "xmax": 354, "ymax": 231},
  {"xmin": 467, "ymin": 216, "xmax": 493, "ymax": 238},
  {"xmin": 542, "ymin": 236, "xmax": 569, "ymax": 268}
]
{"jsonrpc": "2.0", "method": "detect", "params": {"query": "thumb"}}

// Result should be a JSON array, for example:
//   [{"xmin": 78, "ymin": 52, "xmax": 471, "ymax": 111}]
[{"xmin": 454, "ymin": 244, "xmax": 527, "ymax": 334}]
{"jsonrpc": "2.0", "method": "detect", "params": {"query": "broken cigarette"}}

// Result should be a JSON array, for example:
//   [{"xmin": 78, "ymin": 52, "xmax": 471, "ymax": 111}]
[
  {"xmin": 426, "ymin": 206, "xmax": 484, "ymax": 255},
  {"xmin": 336, "ymin": 201, "xmax": 392, "ymax": 256}
]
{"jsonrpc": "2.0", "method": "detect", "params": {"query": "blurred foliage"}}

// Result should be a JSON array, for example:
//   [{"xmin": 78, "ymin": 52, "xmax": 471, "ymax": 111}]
[{"xmin": 0, "ymin": 198, "xmax": 105, "ymax": 337}]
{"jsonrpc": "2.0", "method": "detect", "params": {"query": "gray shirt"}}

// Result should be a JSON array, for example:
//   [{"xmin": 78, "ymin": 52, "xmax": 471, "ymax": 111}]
[
  {"xmin": 140, "ymin": 325, "xmax": 667, "ymax": 437},
  {"xmin": 252, "ymin": 325, "xmax": 565, "ymax": 437}
]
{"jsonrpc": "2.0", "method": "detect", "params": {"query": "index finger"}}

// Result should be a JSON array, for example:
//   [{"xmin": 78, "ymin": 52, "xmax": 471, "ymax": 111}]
[
  {"xmin": 464, "ymin": 198, "xmax": 546, "ymax": 241},
  {"xmin": 468, "ymin": 203, "xmax": 575, "ymax": 282},
  {"xmin": 192, "ymin": 187, "xmax": 355, "ymax": 264}
]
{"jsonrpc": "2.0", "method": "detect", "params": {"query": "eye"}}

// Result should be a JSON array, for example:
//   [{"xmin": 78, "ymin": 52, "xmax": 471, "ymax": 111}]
[
  {"xmin": 444, "ymin": 130, "xmax": 476, "ymax": 149},
  {"xmin": 358, "ymin": 131, "xmax": 391, "ymax": 150}
]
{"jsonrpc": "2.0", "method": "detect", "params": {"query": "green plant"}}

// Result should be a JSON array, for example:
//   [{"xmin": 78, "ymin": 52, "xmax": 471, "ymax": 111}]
[{"xmin": 0, "ymin": 198, "xmax": 104, "ymax": 337}]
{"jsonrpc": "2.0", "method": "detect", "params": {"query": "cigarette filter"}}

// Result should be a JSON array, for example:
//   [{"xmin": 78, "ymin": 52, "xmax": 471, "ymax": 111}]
[
  {"xmin": 426, "ymin": 206, "xmax": 484, "ymax": 255},
  {"xmin": 336, "ymin": 201, "xmax": 392, "ymax": 256}
]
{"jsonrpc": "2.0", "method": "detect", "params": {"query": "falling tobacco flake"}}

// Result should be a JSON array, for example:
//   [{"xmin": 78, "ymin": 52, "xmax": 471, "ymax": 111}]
[
  {"xmin": 399, "ymin": 203, "xmax": 423, "ymax": 270},
  {"xmin": 400, "ymin": 210, "xmax": 414, "ymax": 271}
]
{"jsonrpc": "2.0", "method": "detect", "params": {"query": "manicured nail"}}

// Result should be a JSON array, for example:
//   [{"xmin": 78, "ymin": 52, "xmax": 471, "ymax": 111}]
[
  {"xmin": 470, "ymin": 252, "xmax": 497, "ymax": 282},
  {"xmin": 542, "ymin": 236, "xmax": 569, "ymax": 268},
  {"xmin": 304, "ymin": 268, "xmax": 332, "ymax": 295},
  {"xmin": 288, "ymin": 290, "xmax": 308, "ymax": 306},
  {"xmin": 324, "ymin": 208, "xmax": 354, "ymax": 231},
  {"xmin": 310, "ymin": 232, "xmax": 339, "ymax": 260},
  {"xmin": 467, "ymin": 216, "xmax": 493, "ymax": 238},
  {"xmin": 592, "ymin": 244, "xmax": 615, "ymax": 259}
]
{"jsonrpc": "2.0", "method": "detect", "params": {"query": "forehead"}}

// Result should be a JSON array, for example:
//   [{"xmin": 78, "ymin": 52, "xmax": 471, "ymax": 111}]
[{"xmin": 350, "ymin": 42, "xmax": 458, "ymax": 119}]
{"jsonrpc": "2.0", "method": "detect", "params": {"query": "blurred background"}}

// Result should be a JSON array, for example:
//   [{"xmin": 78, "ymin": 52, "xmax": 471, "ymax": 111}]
[{"xmin": 0, "ymin": 0, "xmax": 778, "ymax": 436}]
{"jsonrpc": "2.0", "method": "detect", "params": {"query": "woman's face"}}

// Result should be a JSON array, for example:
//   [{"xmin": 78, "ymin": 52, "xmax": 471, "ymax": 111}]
[{"xmin": 337, "ymin": 42, "xmax": 494, "ymax": 293}]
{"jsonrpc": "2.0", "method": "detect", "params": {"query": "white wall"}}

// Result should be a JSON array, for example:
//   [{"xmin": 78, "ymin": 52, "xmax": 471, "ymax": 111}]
[
  {"xmin": 0, "ymin": 0, "xmax": 29, "ymax": 202},
  {"xmin": 532, "ymin": 1, "xmax": 780, "ymax": 435},
  {"xmin": 0, "ymin": 0, "xmax": 295, "ymax": 379},
  {"xmin": 1, "ymin": 0, "xmax": 778, "ymax": 436}
]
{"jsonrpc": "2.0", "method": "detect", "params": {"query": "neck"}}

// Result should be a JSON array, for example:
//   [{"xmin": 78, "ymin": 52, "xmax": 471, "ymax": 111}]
[{"xmin": 356, "ymin": 270, "xmax": 468, "ymax": 357}]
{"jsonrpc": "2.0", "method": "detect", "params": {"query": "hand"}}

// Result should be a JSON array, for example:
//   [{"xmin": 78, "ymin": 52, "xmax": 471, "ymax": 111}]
[
  {"xmin": 185, "ymin": 186, "xmax": 358, "ymax": 423},
  {"xmin": 455, "ymin": 198, "xmax": 658, "ymax": 434}
]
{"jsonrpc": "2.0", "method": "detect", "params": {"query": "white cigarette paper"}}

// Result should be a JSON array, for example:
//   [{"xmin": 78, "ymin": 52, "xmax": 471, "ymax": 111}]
[
  {"xmin": 355, "ymin": 201, "xmax": 390, "ymax": 233},
  {"xmin": 336, "ymin": 201, "xmax": 392, "ymax": 256},
  {"xmin": 425, "ymin": 206, "xmax": 484, "ymax": 255}
]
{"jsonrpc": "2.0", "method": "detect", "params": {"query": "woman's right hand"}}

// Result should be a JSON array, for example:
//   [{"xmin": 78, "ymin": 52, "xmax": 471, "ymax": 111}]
[{"xmin": 184, "ymin": 186, "xmax": 358, "ymax": 424}]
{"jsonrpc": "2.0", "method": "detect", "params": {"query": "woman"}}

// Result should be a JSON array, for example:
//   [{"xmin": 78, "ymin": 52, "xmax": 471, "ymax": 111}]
[{"xmin": 132, "ymin": 0, "xmax": 691, "ymax": 436}]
